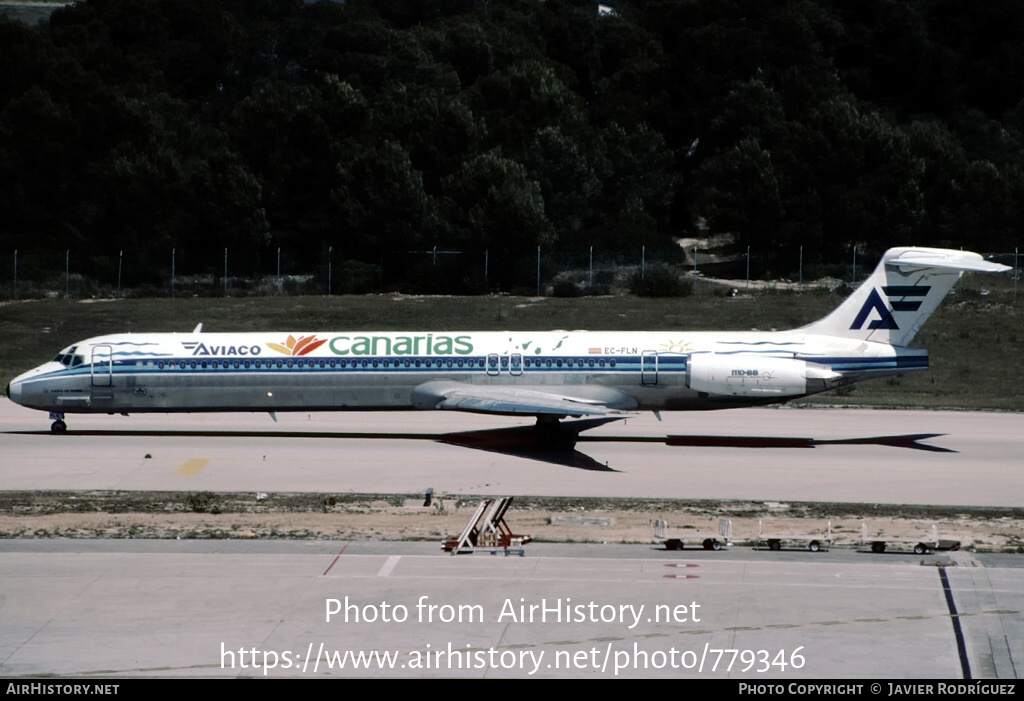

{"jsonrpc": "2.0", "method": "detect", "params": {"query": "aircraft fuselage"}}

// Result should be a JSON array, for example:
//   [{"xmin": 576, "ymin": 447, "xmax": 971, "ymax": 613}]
[{"xmin": 7, "ymin": 329, "xmax": 922, "ymax": 416}]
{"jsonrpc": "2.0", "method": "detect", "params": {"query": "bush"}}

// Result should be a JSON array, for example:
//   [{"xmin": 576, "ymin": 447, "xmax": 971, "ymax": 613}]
[
  {"xmin": 323, "ymin": 260, "xmax": 382, "ymax": 294},
  {"xmin": 551, "ymin": 279, "xmax": 582, "ymax": 297},
  {"xmin": 630, "ymin": 263, "xmax": 691, "ymax": 297}
]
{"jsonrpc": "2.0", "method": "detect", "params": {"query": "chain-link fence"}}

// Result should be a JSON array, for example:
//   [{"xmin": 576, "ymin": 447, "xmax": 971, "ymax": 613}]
[{"xmin": 2, "ymin": 246, "xmax": 1018, "ymax": 300}]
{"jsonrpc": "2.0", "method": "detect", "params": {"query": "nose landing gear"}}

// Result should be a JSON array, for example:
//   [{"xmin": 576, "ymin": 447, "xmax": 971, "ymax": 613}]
[{"xmin": 48, "ymin": 412, "xmax": 67, "ymax": 434}]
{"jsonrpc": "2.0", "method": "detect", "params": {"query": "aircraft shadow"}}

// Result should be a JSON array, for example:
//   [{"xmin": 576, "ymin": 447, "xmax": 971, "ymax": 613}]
[
  {"xmin": 655, "ymin": 433, "xmax": 956, "ymax": 453},
  {"xmin": 439, "ymin": 420, "xmax": 620, "ymax": 471},
  {"xmin": 8, "ymin": 427, "xmax": 954, "ymax": 471},
  {"xmin": 9, "ymin": 424, "xmax": 615, "ymax": 471}
]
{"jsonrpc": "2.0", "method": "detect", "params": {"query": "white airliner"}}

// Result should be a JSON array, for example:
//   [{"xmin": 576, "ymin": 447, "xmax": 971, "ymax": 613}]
[{"xmin": 5, "ymin": 247, "xmax": 1009, "ymax": 441}]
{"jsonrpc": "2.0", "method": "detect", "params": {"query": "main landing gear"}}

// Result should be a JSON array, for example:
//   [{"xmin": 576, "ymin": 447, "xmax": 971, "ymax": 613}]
[
  {"xmin": 49, "ymin": 412, "xmax": 67, "ymax": 434},
  {"xmin": 535, "ymin": 417, "xmax": 578, "ymax": 448}
]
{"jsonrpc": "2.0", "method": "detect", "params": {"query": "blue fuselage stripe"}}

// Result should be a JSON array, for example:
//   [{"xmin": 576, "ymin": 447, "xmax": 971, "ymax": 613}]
[{"xmin": 28, "ymin": 352, "xmax": 925, "ymax": 382}]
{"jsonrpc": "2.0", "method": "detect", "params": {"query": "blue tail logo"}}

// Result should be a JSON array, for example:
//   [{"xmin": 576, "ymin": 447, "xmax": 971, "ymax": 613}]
[{"xmin": 850, "ymin": 286, "xmax": 930, "ymax": 330}]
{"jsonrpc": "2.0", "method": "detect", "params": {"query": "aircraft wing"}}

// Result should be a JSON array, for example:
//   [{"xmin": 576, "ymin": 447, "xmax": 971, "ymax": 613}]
[{"xmin": 410, "ymin": 380, "xmax": 637, "ymax": 418}]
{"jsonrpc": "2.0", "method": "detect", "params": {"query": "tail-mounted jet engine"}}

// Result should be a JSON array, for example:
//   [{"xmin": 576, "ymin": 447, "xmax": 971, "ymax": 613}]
[{"xmin": 686, "ymin": 354, "xmax": 839, "ymax": 398}]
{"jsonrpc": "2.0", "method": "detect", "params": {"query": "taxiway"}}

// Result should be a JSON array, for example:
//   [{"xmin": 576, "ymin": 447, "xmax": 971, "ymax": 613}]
[
  {"xmin": 1, "ymin": 402, "xmax": 1021, "ymax": 678},
  {"xmin": 1, "ymin": 402, "xmax": 1021, "ymax": 506}
]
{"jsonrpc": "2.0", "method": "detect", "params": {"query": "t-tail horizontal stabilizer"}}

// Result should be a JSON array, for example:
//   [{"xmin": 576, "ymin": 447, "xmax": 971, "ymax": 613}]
[{"xmin": 799, "ymin": 247, "xmax": 1010, "ymax": 346}]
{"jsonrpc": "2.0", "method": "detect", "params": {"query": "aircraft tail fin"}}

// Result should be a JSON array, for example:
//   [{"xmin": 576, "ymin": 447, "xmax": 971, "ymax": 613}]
[{"xmin": 799, "ymin": 247, "xmax": 1008, "ymax": 346}]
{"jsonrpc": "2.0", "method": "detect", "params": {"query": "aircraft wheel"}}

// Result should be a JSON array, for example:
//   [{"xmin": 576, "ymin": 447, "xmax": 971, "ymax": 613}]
[
  {"xmin": 871, "ymin": 542, "xmax": 886, "ymax": 553},
  {"xmin": 768, "ymin": 540, "xmax": 781, "ymax": 551},
  {"xmin": 50, "ymin": 420, "xmax": 67, "ymax": 434},
  {"xmin": 808, "ymin": 540, "xmax": 821, "ymax": 552},
  {"xmin": 914, "ymin": 543, "xmax": 927, "ymax": 555},
  {"xmin": 710, "ymin": 540, "xmax": 722, "ymax": 551}
]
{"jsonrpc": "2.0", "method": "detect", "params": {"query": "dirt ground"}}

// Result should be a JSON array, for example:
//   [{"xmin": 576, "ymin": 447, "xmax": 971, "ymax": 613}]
[{"xmin": 0, "ymin": 491, "xmax": 1021, "ymax": 552}]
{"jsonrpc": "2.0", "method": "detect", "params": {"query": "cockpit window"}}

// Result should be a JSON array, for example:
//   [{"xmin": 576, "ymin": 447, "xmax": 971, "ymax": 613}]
[
  {"xmin": 52, "ymin": 347, "xmax": 84, "ymax": 367},
  {"xmin": 51, "ymin": 345, "xmax": 78, "ymax": 366}
]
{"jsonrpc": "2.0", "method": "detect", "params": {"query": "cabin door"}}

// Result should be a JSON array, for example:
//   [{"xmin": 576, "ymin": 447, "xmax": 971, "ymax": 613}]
[
  {"xmin": 90, "ymin": 345, "xmax": 113, "ymax": 387},
  {"xmin": 641, "ymin": 350, "xmax": 658, "ymax": 386}
]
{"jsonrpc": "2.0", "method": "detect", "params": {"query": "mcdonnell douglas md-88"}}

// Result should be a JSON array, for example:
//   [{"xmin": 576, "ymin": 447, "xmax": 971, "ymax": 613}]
[{"xmin": 6, "ymin": 247, "xmax": 1009, "ymax": 442}]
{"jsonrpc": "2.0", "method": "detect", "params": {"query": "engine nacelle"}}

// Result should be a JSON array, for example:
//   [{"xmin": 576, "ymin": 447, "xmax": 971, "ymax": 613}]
[{"xmin": 687, "ymin": 354, "xmax": 835, "ymax": 398}]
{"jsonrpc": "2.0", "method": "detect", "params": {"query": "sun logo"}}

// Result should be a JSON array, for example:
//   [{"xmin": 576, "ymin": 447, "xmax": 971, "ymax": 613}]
[
  {"xmin": 266, "ymin": 335, "xmax": 327, "ymax": 356},
  {"xmin": 660, "ymin": 338, "xmax": 693, "ymax": 353}
]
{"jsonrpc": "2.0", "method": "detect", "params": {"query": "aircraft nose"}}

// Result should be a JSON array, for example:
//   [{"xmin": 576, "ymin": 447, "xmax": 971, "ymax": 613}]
[{"xmin": 7, "ymin": 380, "xmax": 21, "ymax": 404}]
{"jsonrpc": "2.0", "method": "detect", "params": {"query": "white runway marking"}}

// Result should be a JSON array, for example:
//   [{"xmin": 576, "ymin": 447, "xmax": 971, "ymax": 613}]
[{"xmin": 377, "ymin": 555, "xmax": 401, "ymax": 577}]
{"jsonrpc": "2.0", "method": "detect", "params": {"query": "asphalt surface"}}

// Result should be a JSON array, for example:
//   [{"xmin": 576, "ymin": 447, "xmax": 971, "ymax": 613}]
[
  {"xmin": 2, "ymin": 402, "xmax": 1022, "ymax": 506},
  {"xmin": 1, "ymin": 401, "xmax": 1022, "ymax": 678}
]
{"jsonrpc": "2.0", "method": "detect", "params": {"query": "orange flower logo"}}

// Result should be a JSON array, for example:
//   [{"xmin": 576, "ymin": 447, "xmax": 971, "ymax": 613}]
[{"xmin": 267, "ymin": 335, "xmax": 327, "ymax": 356}]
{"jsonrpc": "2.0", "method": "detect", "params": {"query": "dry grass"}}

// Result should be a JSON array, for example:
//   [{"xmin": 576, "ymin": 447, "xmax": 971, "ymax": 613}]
[{"xmin": 0, "ymin": 491, "xmax": 1021, "ymax": 552}]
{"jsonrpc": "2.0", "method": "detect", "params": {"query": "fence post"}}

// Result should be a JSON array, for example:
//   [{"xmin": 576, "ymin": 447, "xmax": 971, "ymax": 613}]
[
  {"xmin": 536, "ymin": 245, "xmax": 541, "ymax": 296},
  {"xmin": 692, "ymin": 246, "xmax": 697, "ymax": 295}
]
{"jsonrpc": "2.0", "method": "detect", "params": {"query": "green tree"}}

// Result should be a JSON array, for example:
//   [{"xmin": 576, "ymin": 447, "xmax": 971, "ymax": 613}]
[{"xmin": 441, "ymin": 149, "xmax": 552, "ymax": 288}]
